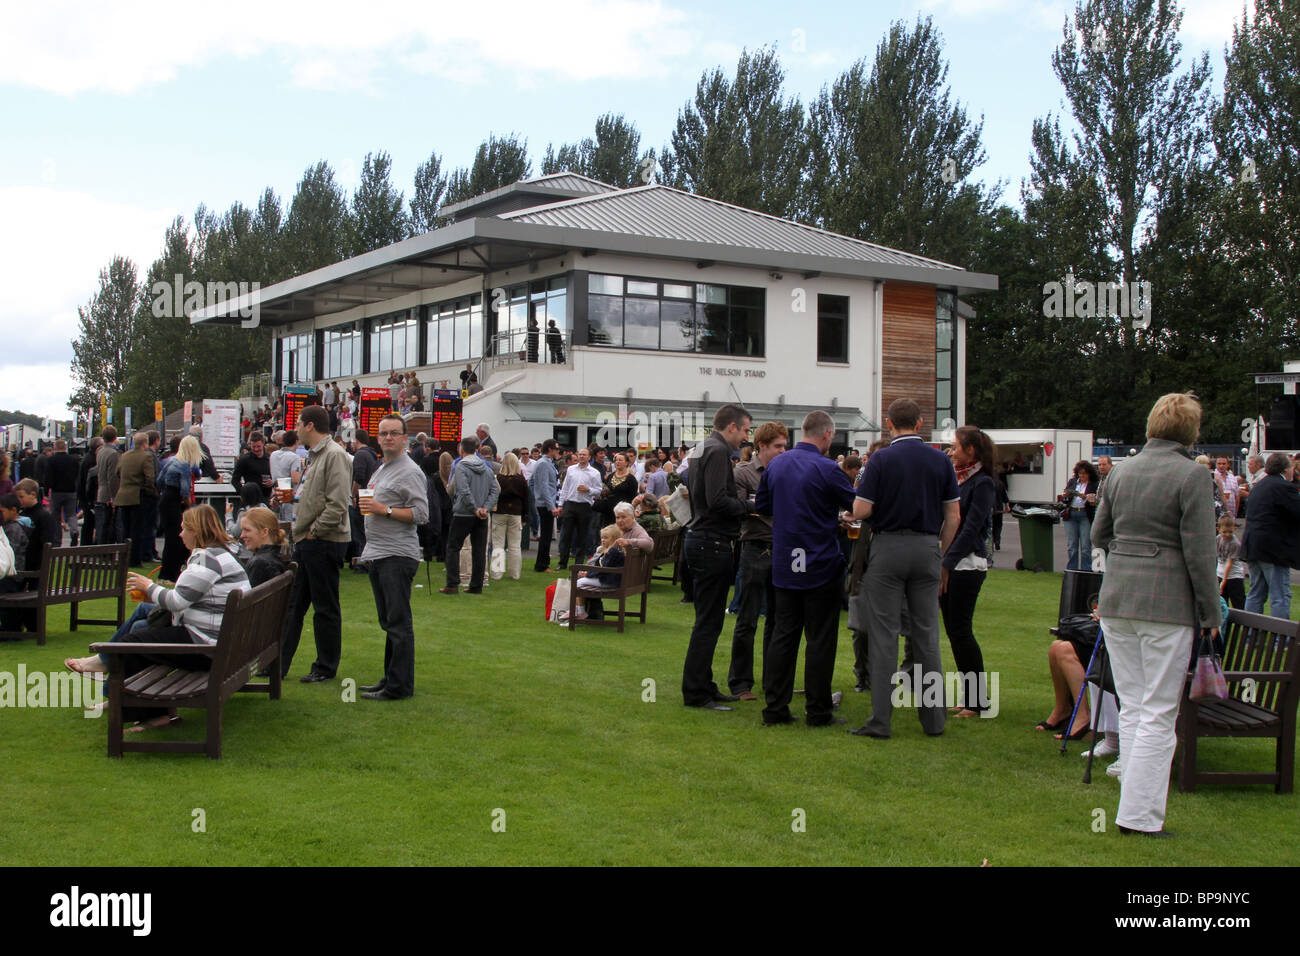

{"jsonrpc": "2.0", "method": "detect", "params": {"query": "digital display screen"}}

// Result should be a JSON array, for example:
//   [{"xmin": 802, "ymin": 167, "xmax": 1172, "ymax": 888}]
[
  {"xmin": 359, "ymin": 388, "xmax": 392, "ymax": 436},
  {"xmin": 430, "ymin": 390, "xmax": 463, "ymax": 444},
  {"xmin": 284, "ymin": 385, "xmax": 318, "ymax": 429}
]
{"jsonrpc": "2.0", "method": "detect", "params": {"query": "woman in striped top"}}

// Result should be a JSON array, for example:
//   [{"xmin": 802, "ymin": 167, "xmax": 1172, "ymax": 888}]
[{"xmin": 115, "ymin": 505, "xmax": 250, "ymax": 731}]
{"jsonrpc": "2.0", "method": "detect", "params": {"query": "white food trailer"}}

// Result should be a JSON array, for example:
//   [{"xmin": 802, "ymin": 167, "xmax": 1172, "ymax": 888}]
[{"xmin": 984, "ymin": 429, "xmax": 1095, "ymax": 506}]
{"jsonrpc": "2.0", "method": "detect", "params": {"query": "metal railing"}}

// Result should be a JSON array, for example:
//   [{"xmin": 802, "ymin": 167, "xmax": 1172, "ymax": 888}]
[{"xmin": 488, "ymin": 328, "xmax": 573, "ymax": 369}]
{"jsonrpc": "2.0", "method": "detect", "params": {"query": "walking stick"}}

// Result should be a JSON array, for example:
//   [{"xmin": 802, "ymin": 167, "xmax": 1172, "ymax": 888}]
[{"xmin": 1059, "ymin": 630, "xmax": 1102, "ymax": 756}]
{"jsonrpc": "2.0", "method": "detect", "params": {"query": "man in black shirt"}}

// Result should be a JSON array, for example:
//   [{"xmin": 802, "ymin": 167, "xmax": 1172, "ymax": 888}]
[
  {"xmin": 231, "ymin": 431, "xmax": 273, "ymax": 505},
  {"xmin": 46, "ymin": 439, "xmax": 81, "ymax": 546},
  {"xmin": 681, "ymin": 404, "xmax": 751, "ymax": 711}
]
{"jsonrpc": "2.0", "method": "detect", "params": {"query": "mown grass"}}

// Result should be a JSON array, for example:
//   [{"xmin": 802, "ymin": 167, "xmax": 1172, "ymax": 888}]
[{"xmin": 1, "ymin": 565, "xmax": 1294, "ymax": 866}]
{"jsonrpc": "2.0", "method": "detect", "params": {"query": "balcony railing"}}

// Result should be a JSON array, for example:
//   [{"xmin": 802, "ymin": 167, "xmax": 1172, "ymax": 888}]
[{"xmin": 488, "ymin": 328, "xmax": 573, "ymax": 369}]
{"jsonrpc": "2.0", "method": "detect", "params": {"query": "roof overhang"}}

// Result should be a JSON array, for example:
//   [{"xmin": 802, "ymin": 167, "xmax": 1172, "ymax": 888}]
[{"xmin": 191, "ymin": 217, "xmax": 997, "ymax": 328}]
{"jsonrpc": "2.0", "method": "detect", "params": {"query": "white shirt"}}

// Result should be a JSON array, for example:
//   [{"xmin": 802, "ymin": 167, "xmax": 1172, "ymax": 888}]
[
  {"xmin": 521, "ymin": 457, "xmax": 537, "ymax": 480},
  {"xmin": 558, "ymin": 464, "xmax": 602, "ymax": 506}
]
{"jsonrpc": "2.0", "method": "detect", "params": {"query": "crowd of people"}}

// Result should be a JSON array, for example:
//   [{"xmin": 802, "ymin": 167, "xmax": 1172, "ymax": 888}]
[{"xmin": 6, "ymin": 380, "xmax": 1297, "ymax": 838}]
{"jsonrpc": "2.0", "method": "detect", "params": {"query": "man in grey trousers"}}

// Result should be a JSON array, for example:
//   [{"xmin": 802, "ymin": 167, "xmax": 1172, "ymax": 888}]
[{"xmin": 850, "ymin": 398, "xmax": 960, "ymax": 739}]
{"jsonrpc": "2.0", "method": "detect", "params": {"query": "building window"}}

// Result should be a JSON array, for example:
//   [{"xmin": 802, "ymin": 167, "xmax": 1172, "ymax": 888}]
[
  {"xmin": 586, "ymin": 274, "xmax": 764, "ymax": 356},
  {"xmin": 369, "ymin": 309, "xmax": 420, "ymax": 373},
  {"xmin": 936, "ymin": 290, "xmax": 957, "ymax": 427},
  {"xmin": 487, "ymin": 278, "xmax": 568, "ymax": 357},
  {"xmin": 817, "ymin": 294, "xmax": 849, "ymax": 363},
  {"xmin": 321, "ymin": 322, "xmax": 363, "ymax": 379},
  {"xmin": 278, "ymin": 331, "xmax": 314, "ymax": 386},
  {"xmin": 426, "ymin": 293, "xmax": 483, "ymax": 366}
]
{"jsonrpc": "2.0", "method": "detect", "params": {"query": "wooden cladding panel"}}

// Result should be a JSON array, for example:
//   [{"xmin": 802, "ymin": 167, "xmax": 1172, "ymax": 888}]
[{"xmin": 881, "ymin": 284, "xmax": 937, "ymax": 429}]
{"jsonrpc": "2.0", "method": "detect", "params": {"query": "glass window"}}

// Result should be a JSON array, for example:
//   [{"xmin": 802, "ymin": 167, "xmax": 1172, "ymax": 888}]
[
  {"xmin": 663, "ymin": 283, "xmax": 693, "ymax": 299},
  {"xmin": 730, "ymin": 308, "xmax": 764, "ymax": 357},
  {"xmin": 817, "ymin": 294, "xmax": 849, "ymax": 363},
  {"xmin": 589, "ymin": 274, "xmax": 623, "ymax": 296},
  {"xmin": 279, "ymin": 332, "xmax": 315, "ymax": 385},
  {"xmin": 588, "ymin": 294, "xmax": 623, "ymax": 347},
  {"xmin": 698, "ymin": 303, "xmax": 729, "ymax": 353},
  {"xmin": 624, "ymin": 297, "xmax": 659, "ymax": 349},
  {"xmin": 626, "ymin": 279, "xmax": 658, "ymax": 297},
  {"xmin": 322, "ymin": 323, "xmax": 362, "ymax": 378},
  {"xmin": 660, "ymin": 300, "xmax": 696, "ymax": 351},
  {"xmin": 369, "ymin": 310, "xmax": 419, "ymax": 373}
]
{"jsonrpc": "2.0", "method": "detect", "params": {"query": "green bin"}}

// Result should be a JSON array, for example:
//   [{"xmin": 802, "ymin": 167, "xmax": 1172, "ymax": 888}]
[{"xmin": 1017, "ymin": 513, "xmax": 1056, "ymax": 573}]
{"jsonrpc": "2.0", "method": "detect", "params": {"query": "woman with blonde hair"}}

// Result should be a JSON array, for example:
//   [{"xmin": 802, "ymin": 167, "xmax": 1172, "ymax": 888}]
[
  {"xmin": 66, "ymin": 504, "xmax": 250, "ymax": 731},
  {"xmin": 238, "ymin": 505, "xmax": 290, "ymax": 586},
  {"xmin": 492, "ymin": 452, "xmax": 527, "ymax": 579},
  {"xmin": 157, "ymin": 435, "xmax": 205, "ymax": 580},
  {"xmin": 1093, "ymin": 392, "xmax": 1220, "ymax": 836}
]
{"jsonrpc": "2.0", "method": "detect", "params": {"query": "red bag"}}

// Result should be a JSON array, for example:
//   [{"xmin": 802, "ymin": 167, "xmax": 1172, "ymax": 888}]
[{"xmin": 544, "ymin": 582, "xmax": 557, "ymax": 621}]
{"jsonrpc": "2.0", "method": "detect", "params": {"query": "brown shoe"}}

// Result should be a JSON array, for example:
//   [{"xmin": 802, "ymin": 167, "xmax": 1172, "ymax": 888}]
[{"xmin": 736, "ymin": 691, "xmax": 758, "ymax": 701}]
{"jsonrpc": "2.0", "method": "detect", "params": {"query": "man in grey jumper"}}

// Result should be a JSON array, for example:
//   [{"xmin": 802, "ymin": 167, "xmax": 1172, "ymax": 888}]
[
  {"xmin": 440, "ymin": 436, "xmax": 499, "ymax": 594},
  {"xmin": 358, "ymin": 414, "xmax": 429, "ymax": 700}
]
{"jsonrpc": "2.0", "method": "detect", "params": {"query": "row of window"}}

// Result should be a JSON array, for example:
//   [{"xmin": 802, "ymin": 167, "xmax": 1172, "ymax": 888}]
[{"xmin": 586, "ymin": 275, "xmax": 765, "ymax": 356}]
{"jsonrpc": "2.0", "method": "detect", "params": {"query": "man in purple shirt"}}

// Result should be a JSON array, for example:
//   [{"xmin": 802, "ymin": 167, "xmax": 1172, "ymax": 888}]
[
  {"xmin": 756, "ymin": 410, "xmax": 857, "ymax": 726},
  {"xmin": 850, "ymin": 398, "xmax": 960, "ymax": 739}
]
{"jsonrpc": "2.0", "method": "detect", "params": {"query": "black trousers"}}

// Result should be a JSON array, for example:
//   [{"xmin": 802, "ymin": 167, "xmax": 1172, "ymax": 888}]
[
  {"xmin": 762, "ymin": 576, "xmax": 842, "ymax": 725},
  {"xmin": 938, "ymin": 569, "xmax": 987, "ymax": 711},
  {"xmin": 557, "ymin": 501, "xmax": 593, "ymax": 567},
  {"xmin": 681, "ymin": 532, "xmax": 734, "ymax": 705},
  {"xmin": 728, "ymin": 541, "xmax": 774, "ymax": 694},
  {"xmin": 1221, "ymin": 577, "xmax": 1246, "ymax": 610},
  {"xmin": 444, "ymin": 515, "xmax": 487, "ymax": 589},
  {"xmin": 116, "ymin": 624, "xmax": 211, "ymax": 722},
  {"xmin": 280, "ymin": 538, "xmax": 348, "ymax": 677},
  {"xmin": 534, "ymin": 510, "xmax": 555, "ymax": 571},
  {"xmin": 369, "ymin": 555, "xmax": 418, "ymax": 697}
]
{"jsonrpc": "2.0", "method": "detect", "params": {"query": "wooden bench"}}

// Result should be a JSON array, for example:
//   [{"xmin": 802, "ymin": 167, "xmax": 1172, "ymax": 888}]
[
  {"xmin": 566, "ymin": 548, "xmax": 651, "ymax": 633},
  {"xmin": 649, "ymin": 527, "xmax": 682, "ymax": 583},
  {"xmin": 90, "ymin": 567, "xmax": 295, "ymax": 758},
  {"xmin": 1176, "ymin": 607, "xmax": 1299, "ymax": 793},
  {"xmin": 0, "ymin": 542, "xmax": 129, "ymax": 645}
]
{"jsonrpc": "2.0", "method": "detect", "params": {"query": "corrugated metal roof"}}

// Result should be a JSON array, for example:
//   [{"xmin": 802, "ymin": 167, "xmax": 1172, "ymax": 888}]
[
  {"xmin": 500, "ymin": 184, "xmax": 964, "ymax": 273},
  {"xmin": 440, "ymin": 171, "xmax": 617, "ymax": 218}
]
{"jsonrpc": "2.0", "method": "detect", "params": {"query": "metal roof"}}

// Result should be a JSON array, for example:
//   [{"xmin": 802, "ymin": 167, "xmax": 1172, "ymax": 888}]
[
  {"xmin": 502, "ymin": 184, "xmax": 967, "ymax": 274},
  {"xmin": 192, "ymin": 181, "xmax": 996, "ymax": 328},
  {"xmin": 439, "ymin": 171, "xmax": 617, "ymax": 219}
]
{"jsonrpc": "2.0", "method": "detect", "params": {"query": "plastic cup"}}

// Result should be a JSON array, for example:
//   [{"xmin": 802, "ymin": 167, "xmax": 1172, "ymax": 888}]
[
  {"xmin": 129, "ymin": 588, "xmax": 145, "ymax": 601},
  {"xmin": 847, "ymin": 521, "xmax": 861, "ymax": 540},
  {"xmin": 358, "ymin": 489, "xmax": 374, "ymax": 512},
  {"xmin": 277, "ymin": 477, "xmax": 291, "ymax": 491}
]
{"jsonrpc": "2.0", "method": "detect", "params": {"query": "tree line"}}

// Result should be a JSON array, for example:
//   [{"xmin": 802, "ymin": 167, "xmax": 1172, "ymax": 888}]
[{"xmin": 71, "ymin": 0, "xmax": 1297, "ymax": 444}]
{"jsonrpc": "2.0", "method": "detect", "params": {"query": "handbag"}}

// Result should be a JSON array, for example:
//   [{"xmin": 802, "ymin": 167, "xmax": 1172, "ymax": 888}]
[
  {"xmin": 549, "ymin": 578, "xmax": 571, "ymax": 623},
  {"xmin": 1189, "ymin": 630, "xmax": 1228, "ymax": 702}
]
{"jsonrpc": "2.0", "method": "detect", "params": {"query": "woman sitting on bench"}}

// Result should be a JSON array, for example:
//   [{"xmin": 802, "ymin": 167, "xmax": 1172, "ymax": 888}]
[{"xmin": 66, "ymin": 504, "xmax": 250, "ymax": 732}]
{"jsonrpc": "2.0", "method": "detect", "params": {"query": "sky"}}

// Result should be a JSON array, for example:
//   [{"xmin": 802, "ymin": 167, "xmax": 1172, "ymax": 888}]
[{"xmin": 0, "ymin": 0, "xmax": 1251, "ymax": 421}]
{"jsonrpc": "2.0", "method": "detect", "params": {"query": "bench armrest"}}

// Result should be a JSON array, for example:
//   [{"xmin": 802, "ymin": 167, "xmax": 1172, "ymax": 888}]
[
  {"xmin": 90, "ymin": 641, "xmax": 217, "ymax": 657},
  {"xmin": 1222, "ymin": 670, "xmax": 1293, "ymax": 682}
]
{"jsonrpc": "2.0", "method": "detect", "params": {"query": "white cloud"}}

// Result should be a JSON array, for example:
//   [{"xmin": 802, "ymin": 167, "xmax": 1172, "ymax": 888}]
[
  {"xmin": 916, "ymin": 0, "xmax": 1249, "ymax": 44},
  {"xmin": 0, "ymin": 186, "xmax": 177, "ymax": 418},
  {"xmin": 0, "ymin": 0, "xmax": 700, "ymax": 96}
]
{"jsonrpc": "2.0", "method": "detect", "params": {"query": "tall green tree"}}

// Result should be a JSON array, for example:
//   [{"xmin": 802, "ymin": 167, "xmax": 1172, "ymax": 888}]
[
  {"xmin": 282, "ymin": 161, "xmax": 351, "ymax": 274},
  {"xmin": 350, "ymin": 150, "xmax": 410, "ymax": 254},
  {"xmin": 661, "ymin": 47, "xmax": 807, "ymax": 219},
  {"xmin": 540, "ymin": 113, "xmax": 649, "ymax": 188},
  {"xmin": 410, "ymin": 149, "xmax": 448, "ymax": 233},
  {"xmin": 444, "ymin": 133, "xmax": 532, "ymax": 206},
  {"xmin": 805, "ymin": 17, "xmax": 996, "ymax": 264},
  {"xmin": 123, "ymin": 218, "xmax": 197, "ymax": 412},
  {"xmin": 69, "ymin": 255, "xmax": 140, "ymax": 412}
]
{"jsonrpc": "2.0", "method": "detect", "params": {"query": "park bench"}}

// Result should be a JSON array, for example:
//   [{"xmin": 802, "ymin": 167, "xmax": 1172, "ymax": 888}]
[
  {"xmin": 566, "ymin": 547, "xmax": 651, "ymax": 633},
  {"xmin": 0, "ymin": 542, "xmax": 129, "ymax": 645},
  {"xmin": 1176, "ymin": 607, "xmax": 1299, "ymax": 793},
  {"xmin": 649, "ymin": 527, "xmax": 682, "ymax": 583},
  {"xmin": 91, "ymin": 567, "xmax": 295, "ymax": 759}
]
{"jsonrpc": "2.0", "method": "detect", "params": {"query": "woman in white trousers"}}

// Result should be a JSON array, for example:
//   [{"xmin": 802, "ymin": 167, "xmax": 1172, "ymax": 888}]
[{"xmin": 1092, "ymin": 393, "xmax": 1221, "ymax": 837}]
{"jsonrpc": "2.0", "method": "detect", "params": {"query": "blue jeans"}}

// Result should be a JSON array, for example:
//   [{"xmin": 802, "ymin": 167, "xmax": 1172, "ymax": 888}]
[
  {"xmin": 98, "ymin": 603, "xmax": 154, "ymax": 664},
  {"xmin": 368, "ymin": 555, "xmax": 419, "ymax": 697},
  {"xmin": 1065, "ymin": 511, "xmax": 1092, "ymax": 571},
  {"xmin": 1245, "ymin": 561, "xmax": 1292, "ymax": 620}
]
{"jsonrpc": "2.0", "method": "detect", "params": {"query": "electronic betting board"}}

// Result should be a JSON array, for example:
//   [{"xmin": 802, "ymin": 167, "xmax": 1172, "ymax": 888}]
[
  {"xmin": 283, "ymin": 385, "xmax": 319, "ymax": 429},
  {"xmin": 359, "ymin": 388, "xmax": 392, "ymax": 436},
  {"xmin": 430, "ymin": 390, "xmax": 463, "ymax": 444}
]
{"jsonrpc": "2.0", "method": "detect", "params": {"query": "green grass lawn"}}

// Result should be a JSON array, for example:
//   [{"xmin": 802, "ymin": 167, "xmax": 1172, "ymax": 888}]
[{"xmin": 1, "ymin": 564, "xmax": 1295, "ymax": 866}]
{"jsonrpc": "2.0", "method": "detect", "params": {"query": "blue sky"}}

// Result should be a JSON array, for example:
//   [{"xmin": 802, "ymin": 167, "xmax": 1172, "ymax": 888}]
[{"xmin": 0, "ymin": 0, "xmax": 1248, "ymax": 419}]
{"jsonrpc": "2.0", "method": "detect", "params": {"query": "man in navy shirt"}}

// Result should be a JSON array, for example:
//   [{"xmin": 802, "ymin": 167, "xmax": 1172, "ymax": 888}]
[
  {"xmin": 850, "ymin": 398, "xmax": 960, "ymax": 738},
  {"xmin": 757, "ymin": 410, "xmax": 857, "ymax": 726}
]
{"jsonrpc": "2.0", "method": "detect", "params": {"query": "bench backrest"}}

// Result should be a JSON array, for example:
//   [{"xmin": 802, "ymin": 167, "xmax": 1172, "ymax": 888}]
[
  {"xmin": 624, "ymin": 547, "xmax": 651, "ymax": 592},
  {"xmin": 1222, "ymin": 608, "xmax": 1300, "ymax": 714},
  {"xmin": 37, "ymin": 543, "xmax": 130, "ymax": 602},
  {"xmin": 650, "ymin": 528, "xmax": 681, "ymax": 564},
  {"xmin": 208, "ymin": 568, "xmax": 296, "ymax": 697}
]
